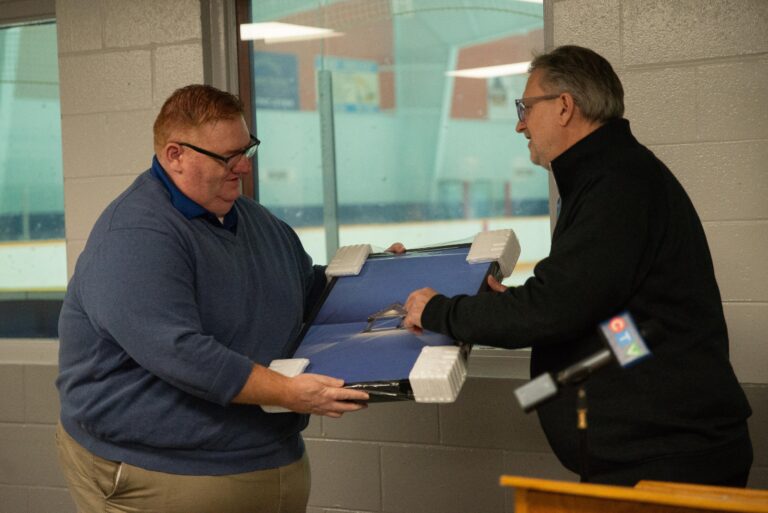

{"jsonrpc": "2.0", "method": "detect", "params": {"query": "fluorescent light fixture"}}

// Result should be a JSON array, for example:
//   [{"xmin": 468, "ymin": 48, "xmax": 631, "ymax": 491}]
[
  {"xmin": 240, "ymin": 22, "xmax": 343, "ymax": 44},
  {"xmin": 446, "ymin": 61, "xmax": 531, "ymax": 79},
  {"xmin": 518, "ymin": 0, "xmax": 543, "ymax": 3}
]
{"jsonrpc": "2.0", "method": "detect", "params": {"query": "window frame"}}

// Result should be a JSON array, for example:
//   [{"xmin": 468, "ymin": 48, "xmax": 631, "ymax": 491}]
[
  {"xmin": 0, "ymin": 1, "xmax": 61, "ymax": 342},
  {"xmin": 0, "ymin": 0, "xmax": 55, "ymax": 27}
]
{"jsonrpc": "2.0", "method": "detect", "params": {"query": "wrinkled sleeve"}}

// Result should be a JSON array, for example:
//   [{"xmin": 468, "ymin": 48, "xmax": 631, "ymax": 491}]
[{"xmin": 422, "ymin": 173, "xmax": 654, "ymax": 349}]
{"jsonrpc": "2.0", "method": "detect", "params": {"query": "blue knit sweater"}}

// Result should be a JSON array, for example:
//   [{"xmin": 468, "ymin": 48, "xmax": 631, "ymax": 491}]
[{"xmin": 57, "ymin": 160, "xmax": 321, "ymax": 475}]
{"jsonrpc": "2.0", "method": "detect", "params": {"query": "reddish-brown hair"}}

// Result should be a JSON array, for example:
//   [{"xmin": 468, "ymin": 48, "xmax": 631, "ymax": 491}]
[{"xmin": 153, "ymin": 84, "xmax": 244, "ymax": 152}]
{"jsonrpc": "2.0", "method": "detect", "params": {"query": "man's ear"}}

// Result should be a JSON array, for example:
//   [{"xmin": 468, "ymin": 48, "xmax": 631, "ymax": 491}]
[
  {"xmin": 557, "ymin": 92, "xmax": 577, "ymax": 126},
  {"xmin": 162, "ymin": 143, "xmax": 184, "ymax": 174}
]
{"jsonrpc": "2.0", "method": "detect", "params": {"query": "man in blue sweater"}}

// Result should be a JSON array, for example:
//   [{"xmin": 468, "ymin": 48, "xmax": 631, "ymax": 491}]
[
  {"xmin": 404, "ymin": 46, "xmax": 752, "ymax": 486},
  {"xmin": 56, "ymin": 84, "xmax": 369, "ymax": 512}
]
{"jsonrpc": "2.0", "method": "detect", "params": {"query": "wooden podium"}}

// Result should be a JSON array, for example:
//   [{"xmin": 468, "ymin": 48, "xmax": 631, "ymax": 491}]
[{"xmin": 500, "ymin": 475, "xmax": 768, "ymax": 513}]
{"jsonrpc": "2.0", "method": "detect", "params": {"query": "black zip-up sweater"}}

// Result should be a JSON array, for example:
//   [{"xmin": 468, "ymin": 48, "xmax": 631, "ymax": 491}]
[{"xmin": 423, "ymin": 118, "xmax": 752, "ymax": 480}]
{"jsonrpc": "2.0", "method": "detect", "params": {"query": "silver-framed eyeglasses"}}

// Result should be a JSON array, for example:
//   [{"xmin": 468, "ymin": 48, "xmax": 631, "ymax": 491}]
[
  {"xmin": 514, "ymin": 94, "xmax": 560, "ymax": 123},
  {"xmin": 176, "ymin": 134, "xmax": 260, "ymax": 168}
]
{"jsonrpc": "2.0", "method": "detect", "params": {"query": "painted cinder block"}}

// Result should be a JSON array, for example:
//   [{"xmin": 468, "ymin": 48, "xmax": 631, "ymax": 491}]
[
  {"xmin": 63, "ymin": 175, "xmax": 137, "ymax": 241},
  {"xmin": 381, "ymin": 444, "xmax": 504, "ymax": 513},
  {"xmin": 0, "ymin": 365, "xmax": 25, "ymax": 423},
  {"xmin": 747, "ymin": 465, "xmax": 768, "ymax": 491},
  {"xmin": 440, "ymin": 377, "xmax": 551, "ymax": 452},
  {"xmin": 61, "ymin": 110, "xmax": 156, "ymax": 180},
  {"xmin": 0, "ymin": 424, "xmax": 64, "ymax": 487},
  {"xmin": 697, "ymin": 59, "xmax": 768, "ymax": 142},
  {"xmin": 0, "ymin": 485, "xmax": 27, "ymax": 512},
  {"xmin": 59, "ymin": 51, "xmax": 152, "ymax": 116},
  {"xmin": 24, "ymin": 364, "xmax": 59, "ymax": 425},
  {"xmin": 705, "ymin": 222, "xmax": 768, "ymax": 303},
  {"xmin": 743, "ymin": 385, "xmax": 768, "ymax": 467},
  {"xmin": 321, "ymin": 400, "xmax": 440, "ymax": 444},
  {"xmin": 553, "ymin": 0, "xmax": 622, "ymax": 67},
  {"xmin": 502, "ymin": 450, "xmax": 578, "ymax": 482},
  {"xmin": 724, "ymin": 304, "xmax": 768, "ymax": 385},
  {"xmin": 651, "ymin": 141, "xmax": 768, "ymax": 222},
  {"xmin": 29, "ymin": 486, "xmax": 77, "ymax": 513},
  {"xmin": 305, "ymin": 439, "xmax": 381, "ymax": 512},
  {"xmin": 55, "ymin": 0, "xmax": 102, "ymax": 53},
  {"xmin": 103, "ymin": 0, "xmax": 201, "ymax": 48},
  {"xmin": 154, "ymin": 44, "xmax": 205, "ymax": 107},
  {"xmin": 623, "ymin": 67, "xmax": 699, "ymax": 146},
  {"xmin": 622, "ymin": 0, "xmax": 768, "ymax": 65}
]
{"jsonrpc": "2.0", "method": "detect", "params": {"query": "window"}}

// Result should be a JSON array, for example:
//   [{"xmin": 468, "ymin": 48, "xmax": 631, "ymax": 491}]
[
  {"xmin": 0, "ymin": 21, "xmax": 66, "ymax": 337},
  {"xmin": 238, "ymin": 0, "xmax": 548, "ymax": 285}
]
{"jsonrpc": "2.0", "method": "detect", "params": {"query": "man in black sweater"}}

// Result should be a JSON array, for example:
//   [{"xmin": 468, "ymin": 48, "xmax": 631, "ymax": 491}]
[{"xmin": 404, "ymin": 45, "xmax": 753, "ymax": 486}]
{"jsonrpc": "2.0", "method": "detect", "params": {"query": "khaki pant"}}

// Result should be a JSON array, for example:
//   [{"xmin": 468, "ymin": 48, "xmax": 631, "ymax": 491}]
[{"xmin": 56, "ymin": 423, "xmax": 310, "ymax": 513}]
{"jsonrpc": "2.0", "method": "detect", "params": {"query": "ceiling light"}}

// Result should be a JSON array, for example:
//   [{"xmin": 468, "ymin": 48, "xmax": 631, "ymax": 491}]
[
  {"xmin": 240, "ymin": 22, "xmax": 343, "ymax": 44},
  {"xmin": 446, "ymin": 61, "xmax": 531, "ymax": 79}
]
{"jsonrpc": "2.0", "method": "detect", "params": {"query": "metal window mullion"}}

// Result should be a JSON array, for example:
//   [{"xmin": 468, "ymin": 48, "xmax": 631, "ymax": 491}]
[{"xmin": 317, "ymin": 69, "xmax": 340, "ymax": 263}]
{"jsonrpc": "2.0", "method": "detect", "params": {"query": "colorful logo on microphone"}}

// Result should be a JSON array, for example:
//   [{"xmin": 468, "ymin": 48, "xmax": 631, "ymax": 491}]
[
  {"xmin": 609, "ymin": 317, "xmax": 626, "ymax": 333},
  {"xmin": 600, "ymin": 312, "xmax": 651, "ymax": 367}
]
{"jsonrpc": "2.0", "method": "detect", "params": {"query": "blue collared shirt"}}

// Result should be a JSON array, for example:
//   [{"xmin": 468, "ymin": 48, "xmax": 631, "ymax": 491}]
[{"xmin": 150, "ymin": 156, "xmax": 238, "ymax": 233}]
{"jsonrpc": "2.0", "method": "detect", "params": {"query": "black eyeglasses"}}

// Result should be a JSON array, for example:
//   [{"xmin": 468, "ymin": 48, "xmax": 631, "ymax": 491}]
[
  {"xmin": 514, "ymin": 94, "xmax": 560, "ymax": 123},
  {"xmin": 176, "ymin": 134, "xmax": 260, "ymax": 168}
]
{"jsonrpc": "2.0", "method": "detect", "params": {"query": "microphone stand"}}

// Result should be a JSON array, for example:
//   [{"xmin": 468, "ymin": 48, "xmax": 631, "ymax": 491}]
[
  {"xmin": 577, "ymin": 385, "xmax": 588, "ymax": 482},
  {"xmin": 555, "ymin": 348, "xmax": 612, "ymax": 483}
]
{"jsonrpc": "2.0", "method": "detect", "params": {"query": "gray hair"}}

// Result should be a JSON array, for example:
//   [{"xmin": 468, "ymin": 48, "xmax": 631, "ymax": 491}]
[{"xmin": 529, "ymin": 45, "xmax": 624, "ymax": 123}]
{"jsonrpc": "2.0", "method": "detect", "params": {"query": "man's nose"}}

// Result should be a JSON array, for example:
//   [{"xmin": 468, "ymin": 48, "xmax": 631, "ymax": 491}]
[
  {"xmin": 515, "ymin": 119, "xmax": 526, "ymax": 133},
  {"xmin": 231, "ymin": 156, "xmax": 252, "ymax": 175}
]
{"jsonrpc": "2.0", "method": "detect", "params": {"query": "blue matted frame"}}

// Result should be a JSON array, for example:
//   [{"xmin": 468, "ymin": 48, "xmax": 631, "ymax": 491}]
[{"xmin": 289, "ymin": 244, "xmax": 500, "ymax": 401}]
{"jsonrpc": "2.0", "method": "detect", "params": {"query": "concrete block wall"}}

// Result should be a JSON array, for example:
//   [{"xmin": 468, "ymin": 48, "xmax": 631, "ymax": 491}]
[
  {"xmin": 0, "ymin": 342, "xmax": 71, "ymax": 511},
  {"xmin": 1, "ymin": 1, "xmax": 766, "ymax": 512},
  {"xmin": 56, "ymin": 0, "xmax": 204, "ymax": 278},
  {"xmin": 302, "ymin": 375, "xmax": 577, "ymax": 513}
]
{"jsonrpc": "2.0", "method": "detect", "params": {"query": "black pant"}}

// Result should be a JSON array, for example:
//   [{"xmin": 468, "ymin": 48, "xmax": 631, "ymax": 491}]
[{"xmin": 588, "ymin": 434, "xmax": 753, "ymax": 487}]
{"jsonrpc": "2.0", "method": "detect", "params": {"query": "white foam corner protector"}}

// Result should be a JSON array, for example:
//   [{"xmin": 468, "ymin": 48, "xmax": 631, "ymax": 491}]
[
  {"xmin": 466, "ymin": 229, "xmax": 521, "ymax": 278},
  {"xmin": 409, "ymin": 345, "xmax": 467, "ymax": 403},
  {"xmin": 325, "ymin": 244, "xmax": 372, "ymax": 277}
]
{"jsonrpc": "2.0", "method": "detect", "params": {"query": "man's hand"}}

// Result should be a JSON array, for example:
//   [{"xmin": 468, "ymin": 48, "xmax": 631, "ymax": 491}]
[
  {"xmin": 283, "ymin": 374, "xmax": 369, "ymax": 418},
  {"xmin": 403, "ymin": 287, "xmax": 439, "ymax": 334},
  {"xmin": 232, "ymin": 364, "xmax": 368, "ymax": 417},
  {"xmin": 401, "ymin": 277, "xmax": 504, "ymax": 334},
  {"xmin": 486, "ymin": 274, "xmax": 508, "ymax": 293}
]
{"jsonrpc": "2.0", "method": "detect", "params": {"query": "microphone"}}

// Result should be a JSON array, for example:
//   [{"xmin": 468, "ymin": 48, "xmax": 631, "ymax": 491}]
[{"xmin": 514, "ymin": 311, "xmax": 652, "ymax": 413}]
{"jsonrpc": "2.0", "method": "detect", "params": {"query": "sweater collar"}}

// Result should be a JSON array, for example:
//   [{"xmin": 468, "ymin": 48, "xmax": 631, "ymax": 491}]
[
  {"xmin": 150, "ymin": 156, "xmax": 238, "ymax": 232},
  {"xmin": 550, "ymin": 118, "xmax": 636, "ymax": 200}
]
